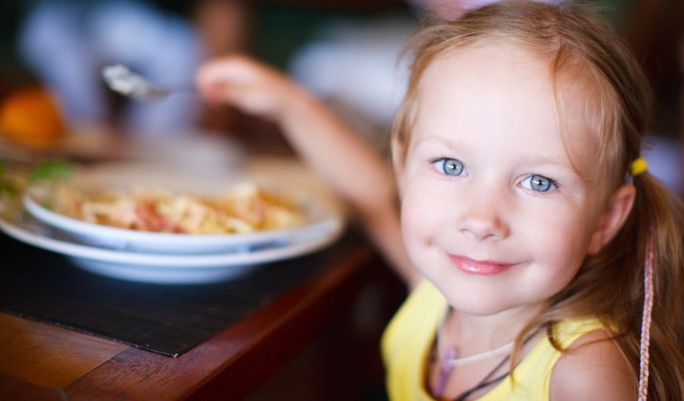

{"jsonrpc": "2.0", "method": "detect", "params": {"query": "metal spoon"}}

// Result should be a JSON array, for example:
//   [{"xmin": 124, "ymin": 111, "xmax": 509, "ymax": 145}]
[{"xmin": 102, "ymin": 64, "xmax": 175, "ymax": 100}]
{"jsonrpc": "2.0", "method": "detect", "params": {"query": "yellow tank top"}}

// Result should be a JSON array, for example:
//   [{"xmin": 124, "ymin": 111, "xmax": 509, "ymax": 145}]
[{"xmin": 381, "ymin": 280, "xmax": 604, "ymax": 401}]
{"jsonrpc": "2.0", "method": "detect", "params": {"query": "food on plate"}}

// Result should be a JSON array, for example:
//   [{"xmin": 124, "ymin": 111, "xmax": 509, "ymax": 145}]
[
  {"xmin": 0, "ymin": 87, "xmax": 66, "ymax": 148},
  {"xmin": 46, "ymin": 183, "xmax": 304, "ymax": 234}
]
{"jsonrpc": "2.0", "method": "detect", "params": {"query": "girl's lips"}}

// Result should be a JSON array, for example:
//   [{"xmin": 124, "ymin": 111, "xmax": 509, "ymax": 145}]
[{"xmin": 449, "ymin": 255, "xmax": 515, "ymax": 276}]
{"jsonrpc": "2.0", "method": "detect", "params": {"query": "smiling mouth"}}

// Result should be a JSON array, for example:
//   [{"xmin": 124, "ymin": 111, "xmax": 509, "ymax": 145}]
[{"xmin": 448, "ymin": 255, "xmax": 515, "ymax": 276}]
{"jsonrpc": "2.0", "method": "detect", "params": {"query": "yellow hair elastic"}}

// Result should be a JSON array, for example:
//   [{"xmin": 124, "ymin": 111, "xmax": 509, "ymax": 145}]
[{"xmin": 631, "ymin": 157, "xmax": 649, "ymax": 177}]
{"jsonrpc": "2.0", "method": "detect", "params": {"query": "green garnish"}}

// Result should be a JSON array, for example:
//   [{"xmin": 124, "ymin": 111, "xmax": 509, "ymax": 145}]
[
  {"xmin": 0, "ymin": 159, "xmax": 74, "ymax": 205},
  {"xmin": 27, "ymin": 159, "xmax": 74, "ymax": 183}
]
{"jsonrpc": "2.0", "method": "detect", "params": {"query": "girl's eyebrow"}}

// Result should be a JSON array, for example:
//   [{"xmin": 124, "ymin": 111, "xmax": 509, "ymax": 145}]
[
  {"xmin": 411, "ymin": 135, "xmax": 465, "ymax": 150},
  {"xmin": 412, "ymin": 127, "xmax": 586, "ymax": 163},
  {"xmin": 413, "ymin": 136, "xmax": 582, "ymax": 173}
]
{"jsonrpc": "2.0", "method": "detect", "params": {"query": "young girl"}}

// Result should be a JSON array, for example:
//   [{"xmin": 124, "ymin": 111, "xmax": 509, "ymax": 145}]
[
  {"xmin": 196, "ymin": 2, "xmax": 684, "ymax": 399},
  {"xmin": 383, "ymin": 2, "xmax": 684, "ymax": 399}
]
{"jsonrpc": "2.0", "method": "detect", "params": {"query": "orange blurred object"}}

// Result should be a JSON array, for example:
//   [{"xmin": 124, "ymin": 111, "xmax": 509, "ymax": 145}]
[{"xmin": 0, "ymin": 87, "xmax": 66, "ymax": 149}]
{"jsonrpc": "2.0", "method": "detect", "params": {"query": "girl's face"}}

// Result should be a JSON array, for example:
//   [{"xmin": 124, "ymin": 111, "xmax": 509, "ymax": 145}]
[{"xmin": 397, "ymin": 45, "xmax": 630, "ymax": 319}]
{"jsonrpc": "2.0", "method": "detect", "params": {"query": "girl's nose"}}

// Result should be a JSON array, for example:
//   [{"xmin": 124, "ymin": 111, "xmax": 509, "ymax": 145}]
[{"xmin": 457, "ymin": 186, "xmax": 510, "ymax": 241}]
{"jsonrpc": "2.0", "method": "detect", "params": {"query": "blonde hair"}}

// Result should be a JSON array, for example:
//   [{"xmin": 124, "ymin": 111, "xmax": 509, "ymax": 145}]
[{"xmin": 392, "ymin": 1, "xmax": 684, "ymax": 399}]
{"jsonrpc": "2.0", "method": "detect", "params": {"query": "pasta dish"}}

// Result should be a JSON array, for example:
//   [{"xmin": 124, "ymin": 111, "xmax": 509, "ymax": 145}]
[{"xmin": 48, "ymin": 183, "xmax": 304, "ymax": 234}]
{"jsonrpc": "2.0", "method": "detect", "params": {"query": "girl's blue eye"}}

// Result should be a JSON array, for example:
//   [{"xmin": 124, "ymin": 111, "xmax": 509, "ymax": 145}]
[
  {"xmin": 521, "ymin": 174, "xmax": 557, "ymax": 192},
  {"xmin": 433, "ymin": 158, "xmax": 465, "ymax": 176}
]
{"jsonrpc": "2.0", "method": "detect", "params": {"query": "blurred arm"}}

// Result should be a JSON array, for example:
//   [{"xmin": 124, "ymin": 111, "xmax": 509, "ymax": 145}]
[{"xmin": 197, "ymin": 56, "xmax": 419, "ymax": 287}]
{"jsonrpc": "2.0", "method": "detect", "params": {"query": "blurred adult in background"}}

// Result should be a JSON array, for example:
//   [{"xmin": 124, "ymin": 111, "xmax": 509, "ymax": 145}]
[{"xmin": 17, "ymin": 0, "xmax": 249, "ymax": 137}]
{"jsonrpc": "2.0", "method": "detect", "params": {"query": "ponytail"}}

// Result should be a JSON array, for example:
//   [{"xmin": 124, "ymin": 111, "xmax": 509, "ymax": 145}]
[{"xmin": 616, "ymin": 171, "xmax": 684, "ymax": 400}]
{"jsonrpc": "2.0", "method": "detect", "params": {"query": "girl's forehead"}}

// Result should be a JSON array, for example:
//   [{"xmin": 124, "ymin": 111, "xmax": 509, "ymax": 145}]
[
  {"xmin": 421, "ymin": 43, "xmax": 598, "ymax": 133},
  {"xmin": 428, "ymin": 43, "xmax": 543, "ymax": 74},
  {"xmin": 418, "ymin": 45, "xmax": 553, "ymax": 108}
]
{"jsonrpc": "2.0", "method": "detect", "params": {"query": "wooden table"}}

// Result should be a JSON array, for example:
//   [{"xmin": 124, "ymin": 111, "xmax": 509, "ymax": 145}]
[{"xmin": 0, "ymin": 231, "xmax": 401, "ymax": 401}]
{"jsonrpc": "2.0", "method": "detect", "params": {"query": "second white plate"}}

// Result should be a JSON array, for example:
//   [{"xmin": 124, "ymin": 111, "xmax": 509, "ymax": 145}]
[{"xmin": 0, "ymin": 212, "xmax": 344, "ymax": 284}]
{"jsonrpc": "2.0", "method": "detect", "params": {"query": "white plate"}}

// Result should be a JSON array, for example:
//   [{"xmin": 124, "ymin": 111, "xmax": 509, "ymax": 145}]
[
  {"xmin": 0, "ymin": 212, "xmax": 344, "ymax": 284},
  {"xmin": 24, "ymin": 163, "xmax": 342, "ymax": 255}
]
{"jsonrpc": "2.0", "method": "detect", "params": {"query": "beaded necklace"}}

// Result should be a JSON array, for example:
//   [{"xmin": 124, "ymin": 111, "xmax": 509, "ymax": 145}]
[{"xmin": 432, "ymin": 310, "xmax": 542, "ymax": 400}]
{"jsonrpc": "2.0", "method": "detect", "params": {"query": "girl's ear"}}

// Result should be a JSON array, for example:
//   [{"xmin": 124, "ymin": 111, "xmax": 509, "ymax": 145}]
[{"xmin": 587, "ymin": 184, "xmax": 636, "ymax": 255}]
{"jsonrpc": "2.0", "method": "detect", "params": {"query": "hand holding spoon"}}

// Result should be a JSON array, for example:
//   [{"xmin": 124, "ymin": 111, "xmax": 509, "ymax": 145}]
[{"xmin": 102, "ymin": 64, "xmax": 179, "ymax": 100}]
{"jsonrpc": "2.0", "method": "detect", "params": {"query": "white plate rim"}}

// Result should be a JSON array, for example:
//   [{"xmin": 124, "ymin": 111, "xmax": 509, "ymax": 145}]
[
  {"xmin": 24, "ymin": 192, "xmax": 330, "ymax": 246},
  {"xmin": 23, "ymin": 192, "xmax": 340, "ymax": 255},
  {"xmin": 24, "ymin": 186, "xmax": 337, "ymax": 254}
]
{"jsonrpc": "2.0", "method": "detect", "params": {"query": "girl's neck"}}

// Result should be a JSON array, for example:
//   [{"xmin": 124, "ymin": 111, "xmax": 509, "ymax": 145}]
[
  {"xmin": 445, "ymin": 304, "xmax": 544, "ymax": 352},
  {"xmin": 432, "ymin": 307, "xmax": 546, "ymax": 400}
]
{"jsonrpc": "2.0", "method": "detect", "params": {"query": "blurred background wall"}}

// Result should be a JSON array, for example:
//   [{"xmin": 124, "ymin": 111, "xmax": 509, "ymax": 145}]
[{"xmin": 0, "ymin": 0, "xmax": 680, "ymax": 137}]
